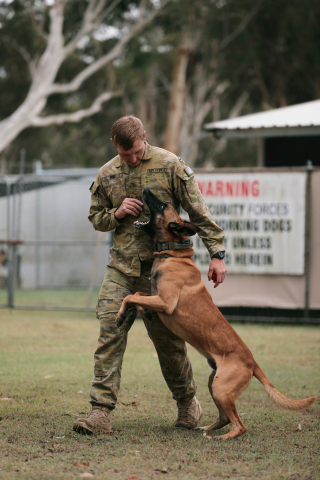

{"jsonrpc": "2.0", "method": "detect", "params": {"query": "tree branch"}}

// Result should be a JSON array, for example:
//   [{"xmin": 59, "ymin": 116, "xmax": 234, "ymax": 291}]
[
  {"xmin": 31, "ymin": 90, "xmax": 122, "ymax": 127},
  {"xmin": 30, "ymin": 3, "xmax": 49, "ymax": 42},
  {"xmin": 63, "ymin": 0, "xmax": 122, "ymax": 57},
  {"xmin": 1, "ymin": 36, "xmax": 37, "ymax": 79},
  {"xmin": 49, "ymin": 0, "xmax": 169, "ymax": 95},
  {"xmin": 229, "ymin": 91, "xmax": 249, "ymax": 118},
  {"xmin": 219, "ymin": 0, "xmax": 265, "ymax": 51}
]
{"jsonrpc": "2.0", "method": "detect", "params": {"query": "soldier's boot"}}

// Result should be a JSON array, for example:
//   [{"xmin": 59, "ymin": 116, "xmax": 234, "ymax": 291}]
[
  {"xmin": 174, "ymin": 396, "xmax": 203, "ymax": 429},
  {"xmin": 73, "ymin": 405, "xmax": 112, "ymax": 434}
]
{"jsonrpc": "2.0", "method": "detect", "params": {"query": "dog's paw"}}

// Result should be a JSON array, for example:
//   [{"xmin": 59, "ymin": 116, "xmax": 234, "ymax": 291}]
[
  {"xmin": 212, "ymin": 435, "xmax": 228, "ymax": 441},
  {"xmin": 116, "ymin": 312, "xmax": 125, "ymax": 328},
  {"xmin": 196, "ymin": 426, "xmax": 213, "ymax": 432}
]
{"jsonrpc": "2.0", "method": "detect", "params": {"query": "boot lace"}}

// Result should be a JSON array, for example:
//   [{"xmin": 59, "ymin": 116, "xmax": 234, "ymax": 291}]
[
  {"xmin": 177, "ymin": 401, "xmax": 192, "ymax": 422},
  {"xmin": 88, "ymin": 407, "xmax": 109, "ymax": 419}
]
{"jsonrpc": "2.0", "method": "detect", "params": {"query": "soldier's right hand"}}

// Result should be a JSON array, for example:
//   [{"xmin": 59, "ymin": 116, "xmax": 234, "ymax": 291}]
[{"xmin": 115, "ymin": 198, "xmax": 143, "ymax": 219}]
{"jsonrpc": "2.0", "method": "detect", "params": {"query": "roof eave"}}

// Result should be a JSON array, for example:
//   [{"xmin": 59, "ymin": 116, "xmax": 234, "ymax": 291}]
[{"xmin": 207, "ymin": 126, "xmax": 320, "ymax": 139}]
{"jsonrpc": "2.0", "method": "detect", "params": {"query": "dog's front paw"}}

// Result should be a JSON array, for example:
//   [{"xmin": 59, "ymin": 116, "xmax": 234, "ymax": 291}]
[{"xmin": 116, "ymin": 311, "xmax": 126, "ymax": 328}]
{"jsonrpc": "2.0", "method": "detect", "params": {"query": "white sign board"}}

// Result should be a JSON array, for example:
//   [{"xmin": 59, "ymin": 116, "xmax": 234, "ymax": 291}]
[{"xmin": 191, "ymin": 172, "xmax": 306, "ymax": 275}]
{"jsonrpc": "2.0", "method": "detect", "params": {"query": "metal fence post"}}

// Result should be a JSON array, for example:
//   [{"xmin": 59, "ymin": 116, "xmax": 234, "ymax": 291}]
[
  {"xmin": 6, "ymin": 179, "xmax": 14, "ymax": 308},
  {"xmin": 304, "ymin": 160, "xmax": 313, "ymax": 319}
]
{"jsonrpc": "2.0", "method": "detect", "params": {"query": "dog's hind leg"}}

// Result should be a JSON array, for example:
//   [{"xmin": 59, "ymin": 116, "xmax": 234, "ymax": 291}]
[
  {"xmin": 197, "ymin": 370, "xmax": 230, "ymax": 433},
  {"xmin": 209, "ymin": 362, "xmax": 252, "ymax": 440},
  {"xmin": 200, "ymin": 361, "xmax": 252, "ymax": 439}
]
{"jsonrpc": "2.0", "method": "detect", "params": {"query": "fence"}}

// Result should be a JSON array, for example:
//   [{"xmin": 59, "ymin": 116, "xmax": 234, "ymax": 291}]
[
  {"xmin": 0, "ymin": 172, "xmax": 112, "ymax": 312},
  {"xmin": 1, "ymin": 166, "xmax": 319, "ymax": 323}
]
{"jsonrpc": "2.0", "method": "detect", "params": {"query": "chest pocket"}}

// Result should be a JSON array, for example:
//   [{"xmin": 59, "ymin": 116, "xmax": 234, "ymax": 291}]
[
  {"xmin": 125, "ymin": 176, "xmax": 142, "ymax": 201},
  {"xmin": 141, "ymin": 171, "xmax": 172, "ymax": 212},
  {"xmin": 101, "ymin": 174, "xmax": 125, "ymax": 207}
]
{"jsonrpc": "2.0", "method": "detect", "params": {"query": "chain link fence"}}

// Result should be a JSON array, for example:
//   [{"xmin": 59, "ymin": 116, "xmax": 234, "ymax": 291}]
[{"xmin": 0, "ymin": 172, "xmax": 112, "ymax": 311}]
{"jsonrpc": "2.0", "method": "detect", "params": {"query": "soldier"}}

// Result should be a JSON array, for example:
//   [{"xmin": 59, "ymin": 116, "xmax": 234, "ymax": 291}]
[{"xmin": 73, "ymin": 116, "xmax": 227, "ymax": 434}]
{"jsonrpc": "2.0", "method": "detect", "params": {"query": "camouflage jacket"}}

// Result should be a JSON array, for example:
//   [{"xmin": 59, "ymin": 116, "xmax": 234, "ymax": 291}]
[{"xmin": 89, "ymin": 143, "xmax": 225, "ymax": 277}]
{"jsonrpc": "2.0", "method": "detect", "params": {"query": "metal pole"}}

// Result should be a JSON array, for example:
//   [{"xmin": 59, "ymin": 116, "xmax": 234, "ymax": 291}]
[
  {"xmin": 12, "ymin": 149, "xmax": 26, "ymax": 291},
  {"xmin": 7, "ymin": 244, "xmax": 14, "ymax": 308},
  {"xmin": 85, "ymin": 231, "xmax": 104, "ymax": 316},
  {"xmin": 304, "ymin": 160, "xmax": 313, "ymax": 319},
  {"xmin": 35, "ymin": 188, "xmax": 41, "ymax": 289},
  {"xmin": 17, "ymin": 149, "xmax": 26, "ymax": 239},
  {"xmin": 6, "ymin": 179, "xmax": 14, "ymax": 309}
]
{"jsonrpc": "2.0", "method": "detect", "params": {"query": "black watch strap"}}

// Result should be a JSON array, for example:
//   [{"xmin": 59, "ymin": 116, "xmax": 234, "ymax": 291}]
[{"xmin": 211, "ymin": 251, "xmax": 225, "ymax": 260}]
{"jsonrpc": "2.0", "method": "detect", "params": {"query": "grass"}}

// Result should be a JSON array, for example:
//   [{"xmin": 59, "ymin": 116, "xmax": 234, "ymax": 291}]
[
  {"xmin": 0, "ymin": 289, "xmax": 100, "ymax": 308},
  {"xmin": 0, "ymin": 309, "xmax": 319, "ymax": 480}
]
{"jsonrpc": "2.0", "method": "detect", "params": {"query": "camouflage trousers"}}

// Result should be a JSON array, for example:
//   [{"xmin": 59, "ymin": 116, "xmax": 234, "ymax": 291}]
[{"xmin": 90, "ymin": 263, "xmax": 196, "ymax": 410}]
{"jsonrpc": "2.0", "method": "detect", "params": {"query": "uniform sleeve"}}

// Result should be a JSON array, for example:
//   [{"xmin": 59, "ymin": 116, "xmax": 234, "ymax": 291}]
[
  {"xmin": 88, "ymin": 174, "xmax": 121, "ymax": 232},
  {"xmin": 173, "ymin": 160, "xmax": 225, "ymax": 258}
]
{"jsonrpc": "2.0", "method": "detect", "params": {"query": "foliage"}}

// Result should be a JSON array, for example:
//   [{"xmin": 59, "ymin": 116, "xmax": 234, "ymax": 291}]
[{"xmin": 1, "ymin": 0, "xmax": 320, "ymax": 171}]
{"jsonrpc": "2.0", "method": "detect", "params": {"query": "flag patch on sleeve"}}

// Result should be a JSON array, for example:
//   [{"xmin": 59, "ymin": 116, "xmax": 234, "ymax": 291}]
[{"xmin": 184, "ymin": 166, "xmax": 194, "ymax": 176}]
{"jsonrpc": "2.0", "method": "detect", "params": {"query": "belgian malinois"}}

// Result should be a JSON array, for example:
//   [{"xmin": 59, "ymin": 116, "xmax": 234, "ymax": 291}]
[{"xmin": 116, "ymin": 189, "xmax": 316, "ymax": 439}]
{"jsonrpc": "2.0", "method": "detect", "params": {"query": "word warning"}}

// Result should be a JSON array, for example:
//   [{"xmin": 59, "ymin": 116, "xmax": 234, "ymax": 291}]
[{"xmin": 192, "ymin": 172, "xmax": 306, "ymax": 275}]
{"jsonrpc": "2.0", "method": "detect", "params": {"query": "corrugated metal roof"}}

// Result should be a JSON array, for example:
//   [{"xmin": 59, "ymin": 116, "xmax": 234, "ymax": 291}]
[{"xmin": 205, "ymin": 100, "xmax": 320, "ymax": 138}]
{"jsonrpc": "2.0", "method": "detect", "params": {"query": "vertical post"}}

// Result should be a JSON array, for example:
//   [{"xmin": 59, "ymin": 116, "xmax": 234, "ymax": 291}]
[
  {"xmin": 7, "ymin": 243, "xmax": 16, "ymax": 309},
  {"xmin": 85, "ymin": 231, "xmax": 104, "ymax": 316},
  {"xmin": 35, "ymin": 188, "xmax": 41, "ymax": 289},
  {"xmin": 304, "ymin": 160, "xmax": 313, "ymax": 319},
  {"xmin": 6, "ymin": 180, "xmax": 14, "ymax": 308},
  {"xmin": 257, "ymin": 138, "xmax": 265, "ymax": 167},
  {"xmin": 17, "ymin": 149, "xmax": 26, "ymax": 238},
  {"xmin": 14, "ymin": 149, "xmax": 26, "ymax": 289}
]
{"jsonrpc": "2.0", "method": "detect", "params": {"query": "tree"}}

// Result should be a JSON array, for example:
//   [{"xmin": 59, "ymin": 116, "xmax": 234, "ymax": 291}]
[
  {"xmin": 0, "ymin": 0, "xmax": 168, "ymax": 155},
  {"xmin": 162, "ymin": 0, "xmax": 263, "ymax": 164}
]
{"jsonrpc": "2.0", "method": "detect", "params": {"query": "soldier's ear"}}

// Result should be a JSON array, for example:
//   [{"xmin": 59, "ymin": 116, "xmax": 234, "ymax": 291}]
[{"xmin": 168, "ymin": 221, "xmax": 200, "ymax": 237}]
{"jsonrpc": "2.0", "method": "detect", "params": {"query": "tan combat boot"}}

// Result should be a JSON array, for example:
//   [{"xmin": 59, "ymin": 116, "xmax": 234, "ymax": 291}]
[
  {"xmin": 73, "ymin": 405, "xmax": 112, "ymax": 434},
  {"xmin": 174, "ymin": 396, "xmax": 203, "ymax": 429}
]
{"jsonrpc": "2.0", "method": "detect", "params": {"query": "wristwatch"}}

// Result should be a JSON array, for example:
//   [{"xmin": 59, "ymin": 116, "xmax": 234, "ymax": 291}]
[{"xmin": 211, "ymin": 251, "xmax": 225, "ymax": 260}]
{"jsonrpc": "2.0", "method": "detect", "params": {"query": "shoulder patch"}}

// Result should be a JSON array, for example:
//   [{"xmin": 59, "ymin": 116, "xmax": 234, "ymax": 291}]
[
  {"xmin": 185, "ymin": 166, "xmax": 194, "ymax": 176},
  {"xmin": 147, "ymin": 168, "xmax": 169, "ymax": 173}
]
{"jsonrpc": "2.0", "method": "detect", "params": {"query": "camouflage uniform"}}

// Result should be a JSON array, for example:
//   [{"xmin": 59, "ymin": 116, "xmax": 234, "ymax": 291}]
[{"xmin": 89, "ymin": 143, "xmax": 225, "ymax": 409}]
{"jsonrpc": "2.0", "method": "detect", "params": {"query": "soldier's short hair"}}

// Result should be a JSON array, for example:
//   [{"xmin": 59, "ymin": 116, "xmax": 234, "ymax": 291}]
[{"xmin": 111, "ymin": 116, "xmax": 145, "ymax": 150}]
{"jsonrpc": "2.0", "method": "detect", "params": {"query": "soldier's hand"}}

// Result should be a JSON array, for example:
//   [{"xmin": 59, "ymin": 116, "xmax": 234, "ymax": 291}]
[
  {"xmin": 115, "ymin": 198, "xmax": 143, "ymax": 219},
  {"xmin": 208, "ymin": 258, "xmax": 227, "ymax": 288}
]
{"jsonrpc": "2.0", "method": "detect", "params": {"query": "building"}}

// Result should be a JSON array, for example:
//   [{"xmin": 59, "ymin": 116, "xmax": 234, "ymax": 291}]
[{"xmin": 205, "ymin": 100, "xmax": 320, "ymax": 167}]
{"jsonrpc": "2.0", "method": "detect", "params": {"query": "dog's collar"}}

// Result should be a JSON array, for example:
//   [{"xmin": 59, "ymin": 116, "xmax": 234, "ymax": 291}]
[{"xmin": 154, "ymin": 239, "xmax": 193, "ymax": 253}]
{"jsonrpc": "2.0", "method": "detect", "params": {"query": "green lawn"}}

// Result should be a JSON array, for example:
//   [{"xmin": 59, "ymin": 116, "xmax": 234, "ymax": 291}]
[
  {"xmin": 0, "ymin": 289, "xmax": 100, "ymax": 309},
  {"xmin": 0, "ymin": 310, "xmax": 319, "ymax": 480}
]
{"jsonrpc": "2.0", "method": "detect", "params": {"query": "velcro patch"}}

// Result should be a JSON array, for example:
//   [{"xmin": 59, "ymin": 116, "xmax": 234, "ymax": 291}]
[
  {"xmin": 147, "ymin": 168, "xmax": 168, "ymax": 173},
  {"xmin": 184, "ymin": 166, "xmax": 194, "ymax": 176},
  {"xmin": 101, "ymin": 174, "xmax": 123, "ymax": 187}
]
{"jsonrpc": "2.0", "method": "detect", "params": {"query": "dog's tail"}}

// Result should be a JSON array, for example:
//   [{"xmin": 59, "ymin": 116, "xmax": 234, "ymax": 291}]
[{"xmin": 253, "ymin": 362, "xmax": 316, "ymax": 410}]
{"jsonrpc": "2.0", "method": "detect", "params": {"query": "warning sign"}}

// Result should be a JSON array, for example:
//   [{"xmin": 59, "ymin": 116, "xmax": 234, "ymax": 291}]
[{"xmin": 191, "ymin": 172, "xmax": 306, "ymax": 275}]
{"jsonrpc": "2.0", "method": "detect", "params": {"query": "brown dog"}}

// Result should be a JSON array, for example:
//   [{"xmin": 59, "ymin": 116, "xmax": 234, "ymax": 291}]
[{"xmin": 116, "ymin": 188, "xmax": 316, "ymax": 440}]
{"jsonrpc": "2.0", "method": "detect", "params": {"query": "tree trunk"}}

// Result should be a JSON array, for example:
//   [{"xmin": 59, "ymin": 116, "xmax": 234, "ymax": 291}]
[{"xmin": 163, "ymin": 41, "xmax": 191, "ymax": 155}]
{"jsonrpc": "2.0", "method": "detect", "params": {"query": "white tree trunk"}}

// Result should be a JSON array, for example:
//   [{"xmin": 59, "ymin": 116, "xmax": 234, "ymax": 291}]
[
  {"xmin": 0, "ymin": 0, "xmax": 168, "ymax": 155},
  {"xmin": 163, "ymin": 36, "xmax": 192, "ymax": 155}
]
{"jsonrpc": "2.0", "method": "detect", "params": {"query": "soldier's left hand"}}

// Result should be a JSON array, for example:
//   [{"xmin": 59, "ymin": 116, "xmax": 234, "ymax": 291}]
[{"xmin": 208, "ymin": 258, "xmax": 227, "ymax": 288}]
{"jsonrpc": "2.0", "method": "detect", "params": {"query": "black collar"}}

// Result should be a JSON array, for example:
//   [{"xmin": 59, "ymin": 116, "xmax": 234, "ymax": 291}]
[{"xmin": 154, "ymin": 239, "xmax": 193, "ymax": 253}]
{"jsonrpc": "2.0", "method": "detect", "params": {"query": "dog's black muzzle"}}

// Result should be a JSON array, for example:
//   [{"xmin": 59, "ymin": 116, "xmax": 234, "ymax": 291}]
[{"xmin": 142, "ymin": 188, "xmax": 167, "ymax": 214}]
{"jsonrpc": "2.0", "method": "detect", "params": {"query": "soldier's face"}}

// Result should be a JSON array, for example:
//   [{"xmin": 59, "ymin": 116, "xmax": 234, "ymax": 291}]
[{"xmin": 114, "ymin": 132, "xmax": 146, "ymax": 167}]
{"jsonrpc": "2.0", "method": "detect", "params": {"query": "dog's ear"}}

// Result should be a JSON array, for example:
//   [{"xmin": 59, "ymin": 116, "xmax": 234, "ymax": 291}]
[{"xmin": 168, "ymin": 221, "xmax": 200, "ymax": 237}]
